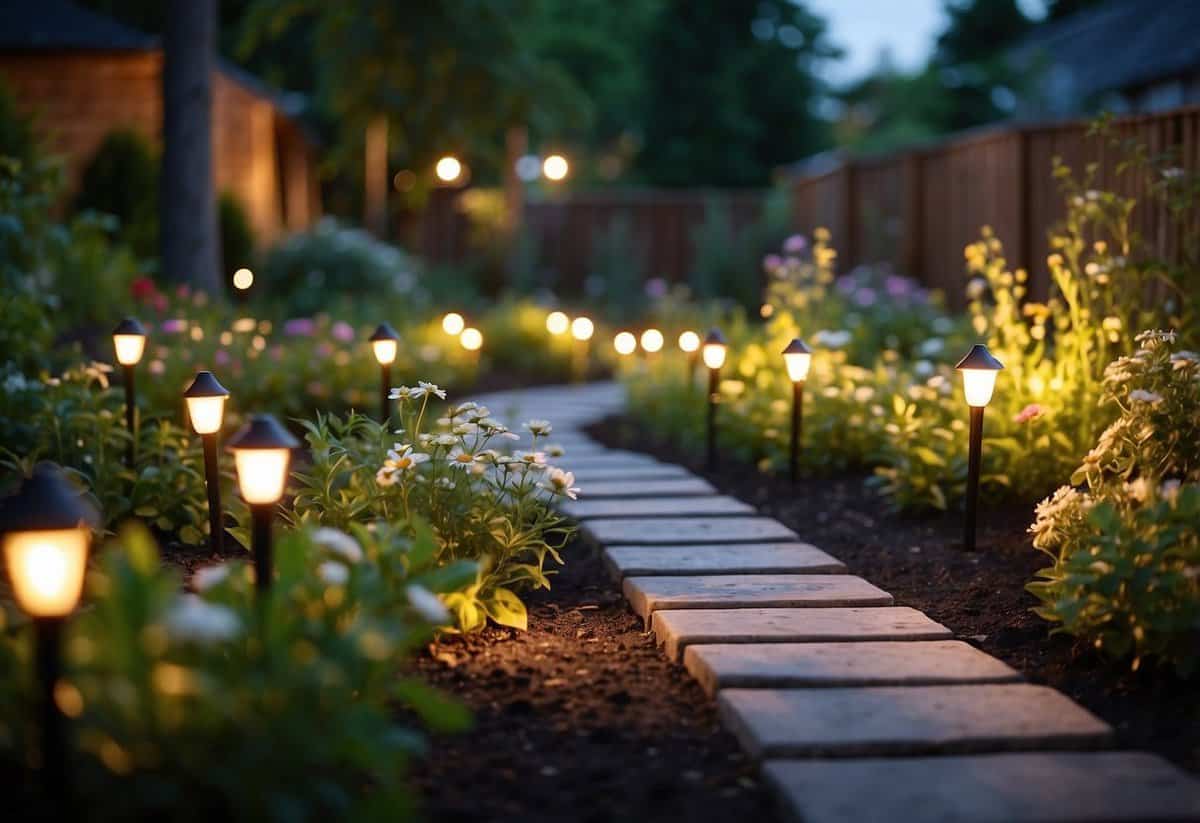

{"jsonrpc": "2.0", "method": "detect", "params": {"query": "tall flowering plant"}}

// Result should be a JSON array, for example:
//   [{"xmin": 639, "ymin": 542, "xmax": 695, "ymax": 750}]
[
  {"xmin": 1027, "ymin": 331, "xmax": 1200, "ymax": 673},
  {"xmin": 283, "ymin": 383, "xmax": 577, "ymax": 632}
]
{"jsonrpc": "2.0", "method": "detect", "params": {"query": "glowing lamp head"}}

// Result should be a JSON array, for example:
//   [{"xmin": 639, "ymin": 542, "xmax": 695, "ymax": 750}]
[
  {"xmin": 442, "ymin": 312, "xmax": 465, "ymax": 336},
  {"xmin": 369, "ymin": 323, "xmax": 400, "ymax": 365},
  {"xmin": 226, "ymin": 415, "xmax": 299, "ymax": 505},
  {"xmin": 435, "ymin": 155, "xmax": 462, "ymax": 183},
  {"xmin": 542, "ymin": 154, "xmax": 569, "ymax": 181},
  {"xmin": 571, "ymin": 316, "xmax": 594, "ymax": 342},
  {"xmin": 183, "ymin": 371, "xmax": 230, "ymax": 435},
  {"xmin": 112, "ymin": 317, "xmax": 148, "ymax": 366},
  {"xmin": 614, "ymin": 332, "xmax": 637, "ymax": 356},
  {"xmin": 0, "ymin": 464, "xmax": 98, "ymax": 618},
  {"xmin": 232, "ymin": 268, "xmax": 254, "ymax": 290},
  {"xmin": 546, "ymin": 311, "xmax": 570, "ymax": 336},
  {"xmin": 640, "ymin": 328, "xmax": 664, "ymax": 354},
  {"xmin": 782, "ymin": 338, "xmax": 813, "ymax": 383},
  {"xmin": 678, "ymin": 330, "xmax": 701, "ymax": 353},
  {"xmin": 955, "ymin": 344, "xmax": 1004, "ymax": 407},
  {"xmin": 702, "ymin": 329, "xmax": 728, "ymax": 370},
  {"xmin": 460, "ymin": 327, "xmax": 483, "ymax": 351}
]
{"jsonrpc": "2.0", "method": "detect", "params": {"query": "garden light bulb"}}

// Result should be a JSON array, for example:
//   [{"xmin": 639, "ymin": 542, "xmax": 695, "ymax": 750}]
[
  {"xmin": 442, "ymin": 312, "xmax": 465, "ymax": 336},
  {"xmin": 702, "ymin": 330, "xmax": 727, "ymax": 370},
  {"xmin": 4, "ymin": 528, "xmax": 89, "ymax": 618},
  {"xmin": 186, "ymin": 396, "xmax": 226, "ymax": 435},
  {"xmin": 961, "ymin": 369, "xmax": 999, "ymax": 407},
  {"xmin": 640, "ymin": 329, "xmax": 664, "ymax": 353},
  {"xmin": 372, "ymin": 339, "xmax": 398, "ymax": 365},
  {"xmin": 571, "ymin": 316, "xmax": 594, "ymax": 341},
  {"xmin": 543, "ymin": 154, "xmax": 569, "ymax": 181},
  {"xmin": 233, "ymin": 449, "xmax": 291, "ymax": 504},
  {"xmin": 113, "ymin": 334, "xmax": 146, "ymax": 365},
  {"xmin": 436, "ymin": 156, "xmax": 462, "ymax": 183},
  {"xmin": 233, "ymin": 268, "xmax": 254, "ymax": 290},
  {"xmin": 955, "ymin": 344, "xmax": 1004, "ymax": 407},
  {"xmin": 614, "ymin": 332, "xmax": 636, "ymax": 356},
  {"xmin": 782, "ymin": 338, "xmax": 813, "ymax": 383},
  {"xmin": 460, "ymin": 327, "xmax": 483, "ymax": 351},
  {"xmin": 546, "ymin": 311, "xmax": 570, "ymax": 335},
  {"xmin": 678, "ymin": 331, "xmax": 700, "ymax": 353}
]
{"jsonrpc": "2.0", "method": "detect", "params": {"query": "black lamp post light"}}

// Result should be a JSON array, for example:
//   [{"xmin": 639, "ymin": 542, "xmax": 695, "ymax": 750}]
[
  {"xmin": 781, "ymin": 338, "xmax": 813, "ymax": 484},
  {"xmin": 112, "ymin": 317, "xmax": 147, "ymax": 468},
  {"xmin": 227, "ymin": 415, "xmax": 299, "ymax": 595},
  {"xmin": 955, "ymin": 344, "xmax": 1004, "ymax": 552},
  {"xmin": 369, "ymin": 323, "xmax": 400, "ymax": 424},
  {"xmin": 0, "ymin": 464, "xmax": 98, "ymax": 814},
  {"xmin": 183, "ymin": 371, "xmax": 231, "ymax": 554},
  {"xmin": 701, "ymin": 329, "xmax": 728, "ymax": 471}
]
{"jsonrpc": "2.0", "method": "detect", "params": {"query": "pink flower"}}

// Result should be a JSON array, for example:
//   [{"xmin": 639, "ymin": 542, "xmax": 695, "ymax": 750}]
[
  {"xmin": 284, "ymin": 318, "xmax": 316, "ymax": 337},
  {"xmin": 161, "ymin": 318, "xmax": 187, "ymax": 334},
  {"xmin": 315, "ymin": 342, "xmax": 333, "ymax": 359},
  {"xmin": 148, "ymin": 359, "xmax": 165, "ymax": 376},
  {"xmin": 214, "ymin": 349, "xmax": 231, "ymax": 366},
  {"xmin": 331, "ymin": 321, "xmax": 355, "ymax": 343},
  {"xmin": 762, "ymin": 254, "xmax": 782, "ymax": 273},
  {"xmin": 783, "ymin": 234, "xmax": 807, "ymax": 254},
  {"xmin": 853, "ymin": 287, "xmax": 877, "ymax": 307},
  {"xmin": 176, "ymin": 284, "xmax": 191, "ymax": 299},
  {"xmin": 1014, "ymin": 403, "xmax": 1044, "ymax": 424}
]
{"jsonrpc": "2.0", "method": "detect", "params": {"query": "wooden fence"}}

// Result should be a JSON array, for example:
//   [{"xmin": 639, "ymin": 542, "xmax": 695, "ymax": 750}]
[
  {"xmin": 789, "ymin": 105, "xmax": 1200, "ymax": 306},
  {"xmin": 417, "ymin": 187, "xmax": 767, "ymax": 293}
]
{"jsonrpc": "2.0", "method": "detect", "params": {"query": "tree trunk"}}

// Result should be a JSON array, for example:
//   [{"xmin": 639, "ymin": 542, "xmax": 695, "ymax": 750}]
[
  {"xmin": 161, "ymin": 0, "xmax": 221, "ymax": 294},
  {"xmin": 364, "ymin": 115, "xmax": 389, "ymax": 237}
]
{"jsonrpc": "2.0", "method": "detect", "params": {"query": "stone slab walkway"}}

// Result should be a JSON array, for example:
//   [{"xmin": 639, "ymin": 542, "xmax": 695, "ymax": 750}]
[{"xmin": 472, "ymin": 383, "xmax": 1200, "ymax": 822}]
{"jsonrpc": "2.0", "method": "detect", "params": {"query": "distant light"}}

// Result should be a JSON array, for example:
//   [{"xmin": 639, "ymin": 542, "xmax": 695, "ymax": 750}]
[
  {"xmin": 571, "ymin": 316, "xmax": 594, "ymax": 341},
  {"xmin": 460, "ymin": 327, "xmax": 483, "ymax": 351},
  {"xmin": 393, "ymin": 169, "xmax": 417, "ymax": 192},
  {"xmin": 233, "ymin": 268, "xmax": 254, "ymax": 290},
  {"xmin": 678, "ymin": 330, "xmax": 700, "ymax": 353},
  {"xmin": 543, "ymin": 154, "xmax": 569, "ymax": 182},
  {"xmin": 640, "ymin": 328, "xmax": 664, "ymax": 353},
  {"xmin": 436, "ymin": 156, "xmax": 462, "ymax": 183},
  {"xmin": 516, "ymin": 154, "xmax": 542, "ymax": 182},
  {"xmin": 760, "ymin": 303, "xmax": 774, "ymax": 318},
  {"xmin": 614, "ymin": 332, "xmax": 637, "ymax": 356},
  {"xmin": 442, "ymin": 312, "xmax": 465, "ymax": 336},
  {"xmin": 546, "ymin": 311, "xmax": 570, "ymax": 335}
]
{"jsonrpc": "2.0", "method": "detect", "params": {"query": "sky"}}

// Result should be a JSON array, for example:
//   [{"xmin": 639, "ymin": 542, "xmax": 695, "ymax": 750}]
[{"xmin": 809, "ymin": 0, "xmax": 1048, "ymax": 86}]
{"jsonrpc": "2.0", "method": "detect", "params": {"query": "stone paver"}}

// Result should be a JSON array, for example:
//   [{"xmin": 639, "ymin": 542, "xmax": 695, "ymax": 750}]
[
  {"xmin": 624, "ymin": 575, "xmax": 892, "ymax": 621},
  {"xmin": 575, "ymin": 465, "xmax": 695, "ymax": 482},
  {"xmin": 561, "ymin": 453, "xmax": 666, "ymax": 470},
  {"xmin": 718, "ymin": 684, "xmax": 1112, "ymax": 759},
  {"xmin": 563, "ymin": 495, "xmax": 755, "ymax": 520},
  {"xmin": 762, "ymin": 752, "xmax": 1200, "ymax": 823},
  {"xmin": 684, "ymin": 640, "xmax": 1020, "ymax": 695},
  {"xmin": 603, "ymin": 543, "xmax": 845, "ymax": 579},
  {"xmin": 585, "ymin": 516, "xmax": 798, "ymax": 545},
  {"xmin": 580, "ymin": 477, "xmax": 718, "ymax": 498},
  {"xmin": 651, "ymin": 607, "xmax": 953, "ymax": 661}
]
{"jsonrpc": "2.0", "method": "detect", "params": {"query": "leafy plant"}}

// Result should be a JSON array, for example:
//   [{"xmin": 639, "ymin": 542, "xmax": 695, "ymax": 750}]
[{"xmin": 1028, "ymin": 331, "xmax": 1200, "ymax": 672}]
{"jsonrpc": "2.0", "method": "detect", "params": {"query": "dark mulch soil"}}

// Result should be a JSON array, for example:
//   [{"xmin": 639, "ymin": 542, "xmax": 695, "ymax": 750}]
[
  {"xmin": 409, "ymin": 535, "xmax": 780, "ymax": 823},
  {"xmin": 585, "ymin": 415, "xmax": 1200, "ymax": 776}
]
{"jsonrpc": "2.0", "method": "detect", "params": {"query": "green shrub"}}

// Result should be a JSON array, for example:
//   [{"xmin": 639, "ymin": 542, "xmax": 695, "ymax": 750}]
[
  {"xmin": 1, "ymin": 521, "xmax": 471, "ymax": 819},
  {"xmin": 1027, "ymin": 331, "xmax": 1200, "ymax": 673},
  {"xmin": 73, "ymin": 129, "xmax": 159, "ymax": 260}
]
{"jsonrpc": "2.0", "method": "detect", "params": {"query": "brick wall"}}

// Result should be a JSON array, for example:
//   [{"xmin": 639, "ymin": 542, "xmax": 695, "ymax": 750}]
[{"xmin": 0, "ymin": 50, "xmax": 316, "ymax": 243}]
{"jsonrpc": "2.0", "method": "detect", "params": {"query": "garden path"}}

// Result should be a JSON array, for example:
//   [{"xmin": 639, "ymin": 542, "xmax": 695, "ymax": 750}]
[{"xmin": 475, "ymin": 382, "xmax": 1200, "ymax": 823}]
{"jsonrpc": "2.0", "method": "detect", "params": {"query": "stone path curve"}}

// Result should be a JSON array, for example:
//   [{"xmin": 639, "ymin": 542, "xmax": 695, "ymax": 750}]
[{"xmin": 475, "ymin": 382, "xmax": 1200, "ymax": 823}]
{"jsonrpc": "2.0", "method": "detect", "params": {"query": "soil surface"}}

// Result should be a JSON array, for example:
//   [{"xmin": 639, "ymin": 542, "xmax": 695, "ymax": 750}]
[
  {"xmin": 409, "ymin": 534, "xmax": 780, "ymax": 823},
  {"xmin": 586, "ymin": 415, "xmax": 1200, "ymax": 776}
]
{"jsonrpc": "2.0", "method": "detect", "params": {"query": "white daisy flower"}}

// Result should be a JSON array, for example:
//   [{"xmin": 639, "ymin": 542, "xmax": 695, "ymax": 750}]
[
  {"xmin": 524, "ymin": 419, "xmax": 553, "ymax": 437},
  {"xmin": 312, "ymin": 527, "xmax": 364, "ymax": 563},
  {"xmin": 416, "ymin": 381, "xmax": 447, "ymax": 399},
  {"xmin": 543, "ymin": 468, "xmax": 580, "ymax": 500},
  {"xmin": 406, "ymin": 584, "xmax": 451, "ymax": 624},
  {"xmin": 545, "ymin": 444, "xmax": 565, "ymax": 457},
  {"xmin": 164, "ymin": 595, "xmax": 241, "ymax": 643},
  {"xmin": 385, "ymin": 444, "xmax": 431, "ymax": 472},
  {"xmin": 192, "ymin": 563, "xmax": 231, "ymax": 592},
  {"xmin": 433, "ymin": 433, "xmax": 458, "ymax": 447},
  {"xmin": 515, "ymin": 451, "xmax": 549, "ymax": 471},
  {"xmin": 447, "ymin": 449, "xmax": 483, "ymax": 469}
]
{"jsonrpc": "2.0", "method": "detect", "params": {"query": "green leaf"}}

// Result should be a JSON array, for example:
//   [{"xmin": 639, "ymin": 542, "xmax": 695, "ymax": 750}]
[
  {"xmin": 482, "ymin": 587, "xmax": 527, "ymax": 630},
  {"xmin": 391, "ymin": 678, "xmax": 473, "ymax": 732}
]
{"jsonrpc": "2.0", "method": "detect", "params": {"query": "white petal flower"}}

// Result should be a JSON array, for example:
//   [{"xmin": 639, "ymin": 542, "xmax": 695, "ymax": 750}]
[
  {"xmin": 406, "ymin": 584, "xmax": 451, "ymax": 624},
  {"xmin": 164, "ymin": 595, "xmax": 241, "ymax": 643},
  {"xmin": 417, "ymin": 381, "xmax": 447, "ymax": 399},
  {"xmin": 192, "ymin": 563, "xmax": 231, "ymax": 592},
  {"xmin": 317, "ymin": 562, "xmax": 350, "ymax": 585},
  {"xmin": 312, "ymin": 527, "xmax": 363, "ymax": 563},
  {"xmin": 542, "ymin": 468, "xmax": 580, "ymax": 500},
  {"xmin": 524, "ymin": 419, "xmax": 553, "ymax": 436}
]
